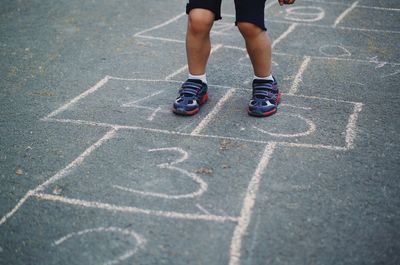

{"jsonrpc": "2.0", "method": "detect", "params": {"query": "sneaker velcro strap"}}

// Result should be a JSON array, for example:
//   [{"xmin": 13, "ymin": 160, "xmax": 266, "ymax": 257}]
[
  {"xmin": 253, "ymin": 83, "xmax": 277, "ymax": 92},
  {"xmin": 253, "ymin": 90, "xmax": 275, "ymax": 99},
  {"xmin": 179, "ymin": 87, "xmax": 199, "ymax": 96},
  {"xmin": 179, "ymin": 81, "xmax": 202, "ymax": 96}
]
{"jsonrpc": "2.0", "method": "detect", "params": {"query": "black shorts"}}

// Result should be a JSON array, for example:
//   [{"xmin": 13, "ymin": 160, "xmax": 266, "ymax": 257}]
[{"xmin": 186, "ymin": 0, "xmax": 267, "ymax": 31}]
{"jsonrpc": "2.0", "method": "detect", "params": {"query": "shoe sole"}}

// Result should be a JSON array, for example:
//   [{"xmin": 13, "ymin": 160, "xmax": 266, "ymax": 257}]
[
  {"xmin": 248, "ymin": 91, "xmax": 282, "ymax": 117},
  {"xmin": 172, "ymin": 92, "xmax": 208, "ymax": 116}
]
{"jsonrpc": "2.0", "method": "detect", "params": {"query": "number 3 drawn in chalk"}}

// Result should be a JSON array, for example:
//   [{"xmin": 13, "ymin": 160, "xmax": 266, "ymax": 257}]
[{"xmin": 113, "ymin": 147, "xmax": 208, "ymax": 199}]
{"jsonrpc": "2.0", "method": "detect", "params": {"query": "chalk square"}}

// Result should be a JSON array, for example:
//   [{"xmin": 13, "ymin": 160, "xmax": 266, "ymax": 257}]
[
  {"xmin": 267, "ymin": 2, "xmax": 353, "ymax": 26},
  {"xmin": 337, "ymin": 7, "xmax": 400, "ymax": 32},
  {"xmin": 198, "ymin": 90, "xmax": 357, "ymax": 149},
  {"xmin": 0, "ymin": 199, "xmax": 235, "ymax": 265},
  {"xmin": 41, "ymin": 129, "xmax": 268, "ymax": 217},
  {"xmin": 50, "ymin": 79, "xmax": 232, "ymax": 134},
  {"xmin": 296, "ymin": 59, "xmax": 400, "ymax": 102},
  {"xmin": 276, "ymin": 25, "xmax": 400, "ymax": 62}
]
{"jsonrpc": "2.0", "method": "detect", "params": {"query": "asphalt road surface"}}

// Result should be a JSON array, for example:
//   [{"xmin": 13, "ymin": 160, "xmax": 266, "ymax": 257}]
[{"xmin": 1, "ymin": 0, "xmax": 399, "ymax": 264}]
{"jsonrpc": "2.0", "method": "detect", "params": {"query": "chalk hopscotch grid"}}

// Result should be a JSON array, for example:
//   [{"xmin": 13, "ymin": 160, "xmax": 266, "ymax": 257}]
[{"xmin": 0, "ymin": 2, "xmax": 381, "ymax": 264}]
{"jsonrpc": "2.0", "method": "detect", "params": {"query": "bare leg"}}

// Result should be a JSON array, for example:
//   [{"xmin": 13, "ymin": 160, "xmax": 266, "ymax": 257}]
[
  {"xmin": 186, "ymin": 9, "xmax": 215, "ymax": 75},
  {"xmin": 237, "ymin": 22, "xmax": 272, "ymax": 77}
]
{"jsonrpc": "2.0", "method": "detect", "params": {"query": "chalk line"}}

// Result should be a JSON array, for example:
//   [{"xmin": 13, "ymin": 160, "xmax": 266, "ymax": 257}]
[
  {"xmin": 165, "ymin": 44, "xmax": 223, "ymax": 81},
  {"xmin": 35, "ymin": 129, "xmax": 118, "ymax": 193},
  {"xmin": 134, "ymin": 13, "xmax": 186, "ymax": 37},
  {"xmin": 271, "ymin": 23, "xmax": 298, "ymax": 49},
  {"xmin": 0, "ymin": 190, "xmax": 34, "ymax": 226},
  {"xmin": 122, "ymin": 90, "xmax": 165, "ymax": 107},
  {"xmin": 0, "ymin": 128, "xmax": 118, "ymax": 226},
  {"xmin": 301, "ymin": 0, "xmax": 400, "ymax": 11},
  {"xmin": 229, "ymin": 142, "xmax": 277, "ymax": 265},
  {"xmin": 44, "ymin": 76, "xmax": 110, "ymax": 119},
  {"xmin": 42, "ymin": 114, "xmax": 355, "ymax": 151},
  {"xmin": 288, "ymin": 56, "xmax": 311, "ymax": 95},
  {"xmin": 345, "ymin": 103, "xmax": 363, "ymax": 150},
  {"xmin": 252, "ymin": 114, "xmax": 316, "ymax": 138},
  {"xmin": 191, "ymin": 88, "xmax": 236, "ymax": 135},
  {"xmin": 1, "ymin": 128, "xmax": 120, "ymax": 226},
  {"xmin": 265, "ymin": 0, "xmax": 277, "ymax": 10},
  {"xmin": 333, "ymin": 1, "xmax": 359, "ymax": 28},
  {"xmin": 34, "ymin": 193, "xmax": 238, "ymax": 223},
  {"xmin": 196, "ymin": 204, "xmax": 211, "ymax": 215},
  {"xmin": 54, "ymin": 227, "xmax": 146, "ymax": 265},
  {"xmin": 147, "ymin": 107, "xmax": 162, "ymax": 121},
  {"xmin": 135, "ymin": 34, "xmax": 186, "ymax": 44}
]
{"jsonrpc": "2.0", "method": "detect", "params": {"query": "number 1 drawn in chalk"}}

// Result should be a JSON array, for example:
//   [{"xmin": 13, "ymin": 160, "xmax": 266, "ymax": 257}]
[{"xmin": 113, "ymin": 147, "xmax": 208, "ymax": 199}]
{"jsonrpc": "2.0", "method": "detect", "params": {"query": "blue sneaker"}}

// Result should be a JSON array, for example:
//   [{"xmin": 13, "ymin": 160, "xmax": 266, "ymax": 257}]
[
  {"xmin": 248, "ymin": 77, "xmax": 281, "ymax": 117},
  {"xmin": 172, "ymin": 79, "xmax": 208, "ymax": 116}
]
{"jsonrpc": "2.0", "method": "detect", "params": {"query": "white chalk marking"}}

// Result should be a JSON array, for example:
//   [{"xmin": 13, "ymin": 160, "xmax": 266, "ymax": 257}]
[
  {"xmin": 253, "ymin": 114, "xmax": 316, "ymax": 138},
  {"xmin": 165, "ymin": 65, "xmax": 189, "ymax": 81},
  {"xmin": 121, "ymin": 104, "xmax": 169, "ymax": 114},
  {"xmin": 229, "ymin": 142, "xmax": 277, "ymax": 265},
  {"xmin": 265, "ymin": 0, "xmax": 277, "ymax": 10},
  {"xmin": 44, "ymin": 116, "xmax": 352, "ymax": 150},
  {"xmin": 196, "ymin": 204, "xmax": 211, "ymax": 215},
  {"xmin": 301, "ymin": 0, "xmax": 400, "ymax": 11},
  {"xmin": 284, "ymin": 6, "xmax": 326, "ymax": 22},
  {"xmin": 288, "ymin": 56, "xmax": 311, "ymax": 95},
  {"xmin": 122, "ymin": 90, "xmax": 165, "ymax": 107},
  {"xmin": 108, "ymin": 76, "xmax": 181, "ymax": 83},
  {"xmin": 271, "ymin": 23, "xmax": 298, "ymax": 49},
  {"xmin": 134, "ymin": 13, "xmax": 186, "ymax": 37},
  {"xmin": 44, "ymin": 76, "xmax": 110, "ymax": 119},
  {"xmin": 54, "ymin": 227, "xmax": 146, "ymax": 265},
  {"xmin": 280, "ymin": 103, "xmax": 312, "ymax": 110},
  {"xmin": 135, "ymin": 34, "xmax": 185, "ymax": 44},
  {"xmin": 113, "ymin": 147, "xmax": 207, "ymax": 199},
  {"xmin": 333, "ymin": 1, "xmax": 358, "ymax": 28},
  {"xmin": 191, "ymin": 88, "xmax": 236, "ymax": 135},
  {"xmin": 222, "ymin": 13, "xmax": 400, "ymax": 34},
  {"xmin": 345, "ymin": 103, "xmax": 363, "ymax": 150},
  {"xmin": 34, "ymin": 193, "xmax": 238, "ymax": 222},
  {"xmin": 147, "ymin": 107, "xmax": 162, "ymax": 121},
  {"xmin": 381, "ymin": 69, "xmax": 400, "ymax": 78},
  {"xmin": 357, "ymin": 5, "xmax": 400, "ymax": 11},
  {"xmin": 276, "ymin": 142, "xmax": 347, "ymax": 151},
  {"xmin": 0, "ymin": 190, "xmax": 34, "ymax": 226},
  {"xmin": 165, "ymin": 44, "xmax": 223, "ymax": 81},
  {"xmin": 319, "ymin": 44, "xmax": 351, "ymax": 57},
  {"xmin": 35, "ymin": 129, "xmax": 117, "ymax": 193}
]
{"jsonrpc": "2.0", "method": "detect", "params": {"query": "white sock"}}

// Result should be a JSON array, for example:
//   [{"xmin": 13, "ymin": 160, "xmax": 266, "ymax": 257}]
[
  {"xmin": 189, "ymin": 73, "xmax": 207, "ymax": 84},
  {"xmin": 254, "ymin": 74, "xmax": 274, "ymax": 82}
]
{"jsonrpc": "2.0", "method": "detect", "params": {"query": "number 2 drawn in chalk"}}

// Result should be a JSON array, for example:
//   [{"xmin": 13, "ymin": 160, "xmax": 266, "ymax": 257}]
[
  {"xmin": 53, "ymin": 227, "xmax": 146, "ymax": 265},
  {"xmin": 113, "ymin": 147, "xmax": 208, "ymax": 199}
]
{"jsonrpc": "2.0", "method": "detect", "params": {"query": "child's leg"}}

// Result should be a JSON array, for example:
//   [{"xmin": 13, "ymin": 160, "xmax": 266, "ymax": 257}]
[
  {"xmin": 172, "ymin": 1, "xmax": 222, "ymax": 116},
  {"xmin": 237, "ymin": 22, "xmax": 272, "ymax": 78},
  {"xmin": 235, "ymin": 0, "xmax": 281, "ymax": 117},
  {"xmin": 186, "ymin": 9, "xmax": 215, "ymax": 76}
]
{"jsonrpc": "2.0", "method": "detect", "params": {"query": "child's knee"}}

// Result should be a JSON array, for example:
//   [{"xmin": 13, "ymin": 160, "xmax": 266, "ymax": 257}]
[
  {"xmin": 188, "ymin": 9, "xmax": 214, "ymax": 35},
  {"xmin": 237, "ymin": 22, "xmax": 263, "ymax": 39}
]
